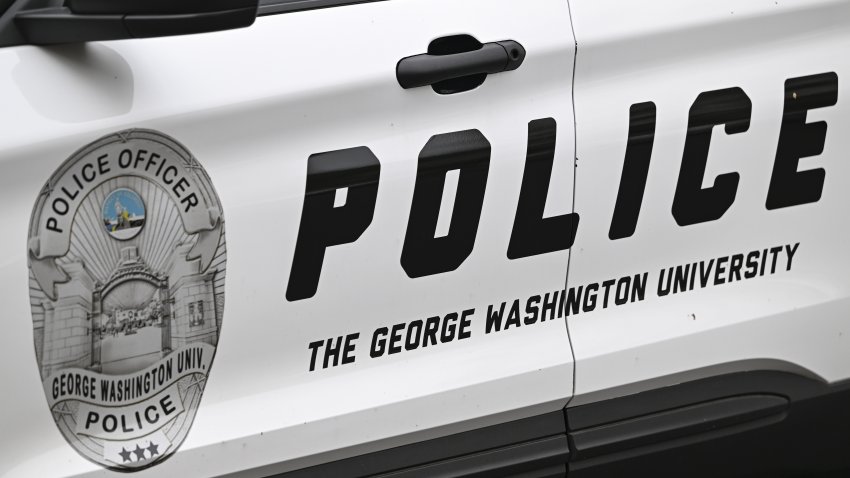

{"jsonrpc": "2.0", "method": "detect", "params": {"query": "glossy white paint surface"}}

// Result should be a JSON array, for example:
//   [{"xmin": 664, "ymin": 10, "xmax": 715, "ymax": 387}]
[
  {"xmin": 568, "ymin": 0, "xmax": 850, "ymax": 405},
  {"xmin": 0, "ymin": 0, "xmax": 576, "ymax": 476}
]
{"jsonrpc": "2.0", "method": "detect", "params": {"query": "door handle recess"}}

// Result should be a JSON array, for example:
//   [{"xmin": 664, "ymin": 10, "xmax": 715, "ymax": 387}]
[{"xmin": 396, "ymin": 40, "xmax": 526, "ymax": 90}]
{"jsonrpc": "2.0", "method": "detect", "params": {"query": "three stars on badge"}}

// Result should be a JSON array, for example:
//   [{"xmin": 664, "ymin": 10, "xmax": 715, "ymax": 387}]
[{"xmin": 118, "ymin": 441, "xmax": 161, "ymax": 463}]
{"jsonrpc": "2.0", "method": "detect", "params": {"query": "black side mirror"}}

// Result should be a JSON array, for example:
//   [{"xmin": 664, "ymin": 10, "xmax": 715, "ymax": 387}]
[{"xmin": 15, "ymin": 0, "xmax": 259, "ymax": 45}]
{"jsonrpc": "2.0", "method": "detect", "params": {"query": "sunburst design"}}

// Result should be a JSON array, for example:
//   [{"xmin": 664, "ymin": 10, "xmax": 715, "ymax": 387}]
[{"xmin": 59, "ymin": 177, "xmax": 195, "ymax": 283}]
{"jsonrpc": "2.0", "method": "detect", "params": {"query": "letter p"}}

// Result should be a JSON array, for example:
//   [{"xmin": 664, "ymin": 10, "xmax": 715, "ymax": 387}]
[
  {"xmin": 286, "ymin": 147, "xmax": 380, "ymax": 301},
  {"xmin": 84, "ymin": 411, "xmax": 100, "ymax": 429}
]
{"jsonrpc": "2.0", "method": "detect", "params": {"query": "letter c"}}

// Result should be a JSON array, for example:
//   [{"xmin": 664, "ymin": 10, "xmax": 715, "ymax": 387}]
[{"xmin": 144, "ymin": 405, "xmax": 160, "ymax": 424}]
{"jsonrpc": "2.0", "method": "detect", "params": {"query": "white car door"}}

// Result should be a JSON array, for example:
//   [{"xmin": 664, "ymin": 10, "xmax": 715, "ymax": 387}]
[
  {"xmin": 0, "ymin": 0, "xmax": 578, "ymax": 476},
  {"xmin": 564, "ymin": 0, "xmax": 850, "ymax": 475}
]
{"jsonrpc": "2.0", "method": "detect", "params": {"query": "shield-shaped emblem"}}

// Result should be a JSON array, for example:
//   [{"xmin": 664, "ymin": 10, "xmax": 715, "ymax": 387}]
[{"xmin": 27, "ymin": 129, "xmax": 226, "ymax": 471}]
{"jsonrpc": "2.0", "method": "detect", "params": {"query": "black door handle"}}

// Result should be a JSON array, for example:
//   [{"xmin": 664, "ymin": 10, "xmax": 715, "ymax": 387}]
[{"xmin": 397, "ymin": 40, "xmax": 526, "ymax": 90}]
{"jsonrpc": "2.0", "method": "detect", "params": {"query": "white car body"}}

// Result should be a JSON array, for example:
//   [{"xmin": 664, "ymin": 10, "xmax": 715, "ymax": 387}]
[{"xmin": 0, "ymin": 0, "xmax": 847, "ymax": 476}]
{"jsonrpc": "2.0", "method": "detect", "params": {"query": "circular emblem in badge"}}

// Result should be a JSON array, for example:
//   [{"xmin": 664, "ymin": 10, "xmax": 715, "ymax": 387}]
[
  {"xmin": 102, "ymin": 188, "xmax": 146, "ymax": 240},
  {"xmin": 27, "ymin": 129, "xmax": 226, "ymax": 472}
]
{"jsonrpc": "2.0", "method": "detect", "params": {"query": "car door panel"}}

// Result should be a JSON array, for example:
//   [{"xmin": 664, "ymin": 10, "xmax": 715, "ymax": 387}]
[
  {"xmin": 0, "ymin": 0, "xmax": 578, "ymax": 476},
  {"xmin": 567, "ymin": 0, "xmax": 850, "ymax": 406}
]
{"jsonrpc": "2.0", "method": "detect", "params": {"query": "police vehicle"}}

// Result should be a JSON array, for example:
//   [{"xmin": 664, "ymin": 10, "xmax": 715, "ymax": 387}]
[{"xmin": 0, "ymin": 0, "xmax": 848, "ymax": 476}]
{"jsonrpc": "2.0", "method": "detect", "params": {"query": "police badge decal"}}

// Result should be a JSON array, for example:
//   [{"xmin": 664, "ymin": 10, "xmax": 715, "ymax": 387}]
[{"xmin": 27, "ymin": 129, "xmax": 226, "ymax": 471}]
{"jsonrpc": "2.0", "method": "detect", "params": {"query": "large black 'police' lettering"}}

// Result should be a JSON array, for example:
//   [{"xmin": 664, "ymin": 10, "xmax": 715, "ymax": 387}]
[
  {"xmin": 287, "ymin": 72, "xmax": 841, "ymax": 304},
  {"xmin": 672, "ymin": 87, "xmax": 752, "ymax": 226},
  {"xmin": 286, "ymin": 147, "xmax": 380, "ymax": 301},
  {"xmin": 401, "ymin": 130, "xmax": 491, "ymax": 278},
  {"xmin": 508, "ymin": 118, "xmax": 579, "ymax": 258},
  {"xmin": 609, "ymin": 102, "xmax": 657, "ymax": 240},
  {"xmin": 766, "ymin": 72, "xmax": 838, "ymax": 210}
]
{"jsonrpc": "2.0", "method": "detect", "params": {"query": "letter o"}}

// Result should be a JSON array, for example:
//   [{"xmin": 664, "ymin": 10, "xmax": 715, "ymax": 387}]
[
  {"xmin": 118, "ymin": 149, "xmax": 133, "ymax": 168},
  {"xmin": 52, "ymin": 198, "xmax": 69, "ymax": 216},
  {"xmin": 102, "ymin": 415, "xmax": 118, "ymax": 433},
  {"xmin": 405, "ymin": 320, "xmax": 423, "ymax": 351}
]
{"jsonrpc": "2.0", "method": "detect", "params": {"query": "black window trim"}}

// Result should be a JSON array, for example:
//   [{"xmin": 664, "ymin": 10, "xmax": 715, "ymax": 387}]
[
  {"xmin": 258, "ymin": 0, "xmax": 387, "ymax": 16},
  {"xmin": 0, "ymin": 0, "xmax": 388, "ymax": 48}
]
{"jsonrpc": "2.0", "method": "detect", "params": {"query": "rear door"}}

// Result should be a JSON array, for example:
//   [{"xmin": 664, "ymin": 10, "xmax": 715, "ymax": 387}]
[
  {"xmin": 567, "ymin": 0, "xmax": 850, "ymax": 404},
  {"xmin": 0, "ymin": 0, "xmax": 578, "ymax": 476},
  {"xmin": 565, "ymin": 0, "xmax": 850, "ymax": 472}
]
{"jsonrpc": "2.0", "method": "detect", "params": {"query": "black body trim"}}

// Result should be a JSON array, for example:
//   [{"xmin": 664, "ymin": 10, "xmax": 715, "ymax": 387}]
[
  {"xmin": 568, "ymin": 371, "xmax": 850, "ymax": 478},
  {"xmin": 258, "ymin": 0, "xmax": 386, "ymax": 16},
  {"xmin": 260, "ymin": 370, "xmax": 850, "ymax": 477},
  {"xmin": 567, "ymin": 369, "xmax": 825, "ymax": 431},
  {"xmin": 376, "ymin": 436, "xmax": 568, "ymax": 478},
  {"xmin": 570, "ymin": 394, "xmax": 788, "ymax": 461},
  {"xmin": 272, "ymin": 411, "xmax": 569, "ymax": 477}
]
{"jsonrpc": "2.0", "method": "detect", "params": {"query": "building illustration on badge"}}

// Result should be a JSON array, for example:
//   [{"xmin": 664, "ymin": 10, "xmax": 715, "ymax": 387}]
[{"xmin": 27, "ymin": 129, "xmax": 226, "ymax": 471}]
